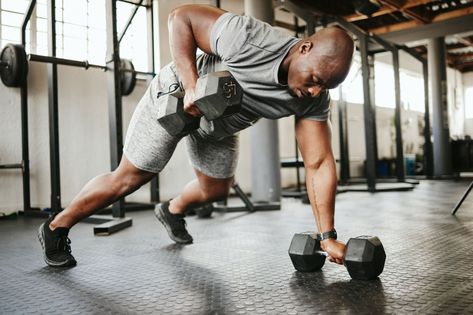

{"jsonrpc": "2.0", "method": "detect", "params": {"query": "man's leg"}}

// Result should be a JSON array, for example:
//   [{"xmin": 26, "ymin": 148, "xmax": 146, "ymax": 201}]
[
  {"xmin": 155, "ymin": 169, "xmax": 233, "ymax": 244},
  {"xmin": 38, "ymin": 155, "xmax": 156, "ymax": 267},
  {"xmin": 50, "ymin": 156, "xmax": 156, "ymax": 229},
  {"xmin": 169, "ymin": 169, "xmax": 233, "ymax": 215}
]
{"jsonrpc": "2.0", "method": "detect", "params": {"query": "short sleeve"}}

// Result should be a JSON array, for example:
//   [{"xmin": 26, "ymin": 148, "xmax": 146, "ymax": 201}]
[
  {"xmin": 297, "ymin": 90, "xmax": 331, "ymax": 121},
  {"xmin": 210, "ymin": 13, "xmax": 252, "ymax": 62}
]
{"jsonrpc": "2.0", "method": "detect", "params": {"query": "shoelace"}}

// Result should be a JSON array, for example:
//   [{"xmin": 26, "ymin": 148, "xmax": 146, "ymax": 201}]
[
  {"xmin": 56, "ymin": 235, "xmax": 72, "ymax": 254},
  {"xmin": 173, "ymin": 217, "xmax": 188, "ymax": 234}
]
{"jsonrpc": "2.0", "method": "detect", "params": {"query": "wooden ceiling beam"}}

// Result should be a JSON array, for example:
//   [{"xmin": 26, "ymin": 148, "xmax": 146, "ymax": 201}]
[
  {"xmin": 345, "ymin": 0, "xmax": 434, "ymax": 22},
  {"xmin": 457, "ymin": 60, "xmax": 473, "ymax": 69},
  {"xmin": 369, "ymin": 6, "xmax": 473, "ymax": 34},
  {"xmin": 378, "ymin": 0, "xmax": 431, "ymax": 23}
]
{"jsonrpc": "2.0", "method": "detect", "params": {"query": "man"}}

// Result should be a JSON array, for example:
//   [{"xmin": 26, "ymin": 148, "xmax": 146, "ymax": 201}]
[{"xmin": 38, "ymin": 4, "xmax": 354, "ymax": 267}]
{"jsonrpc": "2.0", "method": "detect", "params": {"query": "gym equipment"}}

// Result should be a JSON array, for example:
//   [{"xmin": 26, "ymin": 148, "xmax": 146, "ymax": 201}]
[
  {"xmin": 157, "ymin": 71, "xmax": 242, "ymax": 136},
  {"xmin": 194, "ymin": 71, "xmax": 242, "ymax": 120},
  {"xmin": 288, "ymin": 232, "xmax": 386, "ymax": 280},
  {"xmin": 451, "ymin": 180, "xmax": 473, "ymax": 215},
  {"xmin": 0, "ymin": 44, "xmax": 28, "ymax": 87},
  {"xmin": 1, "ymin": 44, "xmax": 141, "ymax": 95},
  {"xmin": 288, "ymin": 232, "xmax": 326, "ymax": 272},
  {"xmin": 120, "ymin": 59, "xmax": 137, "ymax": 96},
  {"xmin": 157, "ymin": 90, "xmax": 200, "ymax": 136}
]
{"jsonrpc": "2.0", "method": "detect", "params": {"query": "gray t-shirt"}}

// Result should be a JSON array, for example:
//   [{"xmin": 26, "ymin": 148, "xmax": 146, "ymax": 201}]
[{"xmin": 196, "ymin": 12, "xmax": 330, "ymax": 138}]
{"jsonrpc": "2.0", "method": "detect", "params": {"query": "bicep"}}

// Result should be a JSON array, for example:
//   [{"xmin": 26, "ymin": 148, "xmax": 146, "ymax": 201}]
[{"xmin": 295, "ymin": 118, "xmax": 334, "ymax": 169}]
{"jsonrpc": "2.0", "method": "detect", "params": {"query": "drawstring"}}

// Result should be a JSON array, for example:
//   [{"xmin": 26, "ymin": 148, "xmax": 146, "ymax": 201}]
[{"xmin": 157, "ymin": 83, "xmax": 181, "ymax": 99}]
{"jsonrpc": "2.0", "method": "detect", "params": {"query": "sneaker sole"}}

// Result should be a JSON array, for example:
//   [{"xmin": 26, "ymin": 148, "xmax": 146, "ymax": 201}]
[
  {"xmin": 37, "ymin": 223, "xmax": 76, "ymax": 268},
  {"xmin": 155, "ymin": 206, "xmax": 193, "ymax": 245}
]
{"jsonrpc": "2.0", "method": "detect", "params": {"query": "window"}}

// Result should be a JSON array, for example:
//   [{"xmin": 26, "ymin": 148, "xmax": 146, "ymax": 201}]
[
  {"xmin": 1, "ymin": 0, "xmax": 149, "ymax": 71},
  {"xmin": 466, "ymin": 87, "xmax": 473, "ymax": 119},
  {"xmin": 0, "ymin": 0, "xmax": 30, "ymax": 49},
  {"xmin": 331, "ymin": 57, "xmax": 426, "ymax": 113},
  {"xmin": 117, "ymin": 2, "xmax": 148, "ymax": 71},
  {"xmin": 374, "ymin": 61, "xmax": 395, "ymax": 108},
  {"xmin": 330, "ymin": 58, "xmax": 363, "ymax": 104},
  {"xmin": 400, "ymin": 72, "xmax": 425, "ymax": 113}
]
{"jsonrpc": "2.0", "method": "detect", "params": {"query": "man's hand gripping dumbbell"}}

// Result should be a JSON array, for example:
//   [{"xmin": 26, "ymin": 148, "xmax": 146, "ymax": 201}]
[{"xmin": 157, "ymin": 71, "xmax": 242, "ymax": 136}]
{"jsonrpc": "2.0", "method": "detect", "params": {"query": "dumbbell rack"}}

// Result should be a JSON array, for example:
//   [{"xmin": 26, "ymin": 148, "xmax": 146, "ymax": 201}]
[{"xmin": 451, "ymin": 180, "xmax": 473, "ymax": 215}]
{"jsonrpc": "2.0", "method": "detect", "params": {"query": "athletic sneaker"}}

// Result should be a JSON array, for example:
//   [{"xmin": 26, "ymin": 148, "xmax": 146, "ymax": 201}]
[
  {"xmin": 155, "ymin": 201, "xmax": 193, "ymax": 244},
  {"xmin": 37, "ymin": 215, "xmax": 77, "ymax": 267}
]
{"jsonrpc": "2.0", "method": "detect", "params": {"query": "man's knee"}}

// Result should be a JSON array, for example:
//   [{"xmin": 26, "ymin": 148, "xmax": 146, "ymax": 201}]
[
  {"xmin": 200, "ymin": 177, "xmax": 233, "ymax": 202},
  {"xmin": 112, "ymin": 156, "xmax": 156, "ymax": 195}
]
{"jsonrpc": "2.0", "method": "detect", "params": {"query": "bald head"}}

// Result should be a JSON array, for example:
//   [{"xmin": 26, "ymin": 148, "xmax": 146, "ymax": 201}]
[
  {"xmin": 307, "ymin": 27, "xmax": 354, "ymax": 87},
  {"xmin": 282, "ymin": 26, "xmax": 354, "ymax": 98}
]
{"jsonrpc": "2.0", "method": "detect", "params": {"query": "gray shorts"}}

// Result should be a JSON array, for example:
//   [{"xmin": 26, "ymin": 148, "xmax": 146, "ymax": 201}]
[{"xmin": 123, "ymin": 63, "xmax": 239, "ymax": 179}]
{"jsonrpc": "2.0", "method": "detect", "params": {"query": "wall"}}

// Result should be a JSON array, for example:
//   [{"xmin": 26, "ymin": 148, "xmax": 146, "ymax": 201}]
[
  {"xmin": 464, "ymin": 72, "xmax": 473, "ymax": 136},
  {"xmin": 0, "ymin": 62, "xmax": 150, "ymax": 212},
  {"xmin": 0, "ymin": 0, "xmax": 301, "ymax": 212},
  {"xmin": 2, "ymin": 0, "xmax": 471, "ymax": 213}
]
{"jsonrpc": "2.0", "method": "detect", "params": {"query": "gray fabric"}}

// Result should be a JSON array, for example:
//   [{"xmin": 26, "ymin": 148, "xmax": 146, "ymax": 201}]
[
  {"xmin": 123, "ymin": 12, "xmax": 330, "ymax": 177},
  {"xmin": 201, "ymin": 12, "xmax": 330, "ymax": 139},
  {"xmin": 123, "ymin": 63, "xmax": 238, "ymax": 178}
]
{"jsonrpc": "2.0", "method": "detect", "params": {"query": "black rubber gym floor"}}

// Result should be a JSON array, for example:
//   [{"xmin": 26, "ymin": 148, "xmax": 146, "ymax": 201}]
[{"xmin": 1, "ymin": 179, "xmax": 473, "ymax": 314}]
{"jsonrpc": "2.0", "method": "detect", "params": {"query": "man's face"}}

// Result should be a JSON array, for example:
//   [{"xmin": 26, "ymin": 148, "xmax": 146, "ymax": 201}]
[{"xmin": 287, "ymin": 49, "xmax": 346, "ymax": 99}]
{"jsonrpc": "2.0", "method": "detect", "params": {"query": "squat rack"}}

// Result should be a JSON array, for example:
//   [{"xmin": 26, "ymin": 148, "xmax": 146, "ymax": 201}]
[
  {"xmin": 0, "ymin": 0, "xmax": 36, "ymax": 214},
  {"xmin": 4, "ymin": 0, "xmax": 158, "ymax": 234}
]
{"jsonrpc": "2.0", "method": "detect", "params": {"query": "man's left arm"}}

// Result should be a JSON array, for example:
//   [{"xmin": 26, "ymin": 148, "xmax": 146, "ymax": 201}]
[{"xmin": 295, "ymin": 118, "xmax": 346, "ymax": 264}]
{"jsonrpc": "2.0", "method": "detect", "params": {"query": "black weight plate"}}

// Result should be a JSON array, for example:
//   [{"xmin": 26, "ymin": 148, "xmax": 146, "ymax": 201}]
[
  {"xmin": 120, "ymin": 59, "xmax": 136, "ymax": 96},
  {"xmin": 0, "ymin": 44, "xmax": 28, "ymax": 87}
]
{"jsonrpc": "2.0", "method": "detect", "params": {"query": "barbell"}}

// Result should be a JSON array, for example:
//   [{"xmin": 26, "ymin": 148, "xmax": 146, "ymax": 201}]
[{"xmin": 0, "ymin": 43, "xmax": 148, "ymax": 95}]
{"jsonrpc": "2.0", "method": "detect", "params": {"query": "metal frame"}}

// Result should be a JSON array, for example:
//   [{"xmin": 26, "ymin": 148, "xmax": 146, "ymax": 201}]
[
  {"xmin": 47, "ymin": 0, "xmax": 61, "ymax": 213},
  {"xmin": 277, "ymin": 1, "xmax": 415, "ymax": 193},
  {"xmin": 146, "ymin": 1, "xmax": 160, "ymax": 203},
  {"xmin": 118, "ymin": 0, "xmax": 144, "ymax": 43},
  {"xmin": 399, "ymin": 45, "xmax": 433, "ymax": 179},
  {"xmin": 451, "ymin": 181, "xmax": 473, "ymax": 215},
  {"xmin": 8, "ymin": 0, "xmax": 157, "ymax": 234},
  {"xmin": 338, "ymin": 86, "xmax": 350, "ymax": 184},
  {"xmin": 117, "ymin": 0, "xmax": 150, "ymax": 7},
  {"xmin": 212, "ymin": 182, "xmax": 281, "ymax": 213},
  {"xmin": 369, "ymin": 34, "xmax": 405, "ymax": 182},
  {"xmin": 18, "ymin": 0, "xmax": 36, "ymax": 212}
]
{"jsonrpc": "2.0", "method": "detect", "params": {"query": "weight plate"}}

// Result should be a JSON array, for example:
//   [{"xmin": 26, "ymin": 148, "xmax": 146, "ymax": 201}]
[
  {"xmin": 120, "ymin": 59, "xmax": 136, "ymax": 96},
  {"xmin": 0, "ymin": 44, "xmax": 28, "ymax": 87}
]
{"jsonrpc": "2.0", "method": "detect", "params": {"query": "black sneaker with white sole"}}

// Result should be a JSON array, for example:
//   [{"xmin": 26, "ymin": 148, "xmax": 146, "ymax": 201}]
[
  {"xmin": 37, "ymin": 215, "xmax": 77, "ymax": 267},
  {"xmin": 155, "ymin": 201, "xmax": 193, "ymax": 244}
]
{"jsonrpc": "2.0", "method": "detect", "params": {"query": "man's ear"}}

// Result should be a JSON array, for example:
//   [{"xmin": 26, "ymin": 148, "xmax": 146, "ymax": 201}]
[{"xmin": 299, "ymin": 41, "xmax": 313, "ymax": 54}]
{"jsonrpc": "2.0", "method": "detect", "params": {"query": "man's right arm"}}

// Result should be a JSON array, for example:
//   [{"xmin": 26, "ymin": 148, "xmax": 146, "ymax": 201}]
[{"xmin": 168, "ymin": 5, "xmax": 225, "ymax": 116}]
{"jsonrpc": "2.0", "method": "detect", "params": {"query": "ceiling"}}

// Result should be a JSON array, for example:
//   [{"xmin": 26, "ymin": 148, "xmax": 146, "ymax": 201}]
[{"xmin": 277, "ymin": 0, "xmax": 473, "ymax": 72}]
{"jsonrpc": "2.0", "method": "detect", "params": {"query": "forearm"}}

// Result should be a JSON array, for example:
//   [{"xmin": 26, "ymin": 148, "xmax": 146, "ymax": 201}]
[{"xmin": 305, "ymin": 157, "xmax": 337, "ymax": 234}]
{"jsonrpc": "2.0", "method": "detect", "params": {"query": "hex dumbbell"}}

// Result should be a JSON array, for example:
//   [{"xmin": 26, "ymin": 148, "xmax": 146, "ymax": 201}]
[
  {"xmin": 288, "ymin": 232, "xmax": 386, "ymax": 280},
  {"xmin": 157, "ymin": 71, "xmax": 242, "ymax": 136}
]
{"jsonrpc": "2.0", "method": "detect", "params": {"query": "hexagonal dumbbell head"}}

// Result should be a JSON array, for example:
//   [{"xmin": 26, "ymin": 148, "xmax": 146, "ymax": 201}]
[
  {"xmin": 194, "ymin": 71, "xmax": 242, "ymax": 121},
  {"xmin": 157, "ymin": 91, "xmax": 200, "ymax": 137},
  {"xmin": 344, "ymin": 235, "xmax": 386, "ymax": 280},
  {"xmin": 288, "ymin": 232, "xmax": 326, "ymax": 272}
]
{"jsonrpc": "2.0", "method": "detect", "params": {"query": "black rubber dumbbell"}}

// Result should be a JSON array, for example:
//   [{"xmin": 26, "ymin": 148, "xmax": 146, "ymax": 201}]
[
  {"xmin": 157, "ymin": 71, "xmax": 242, "ymax": 136},
  {"xmin": 288, "ymin": 232, "xmax": 386, "ymax": 280},
  {"xmin": 157, "ymin": 90, "xmax": 200, "ymax": 136}
]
